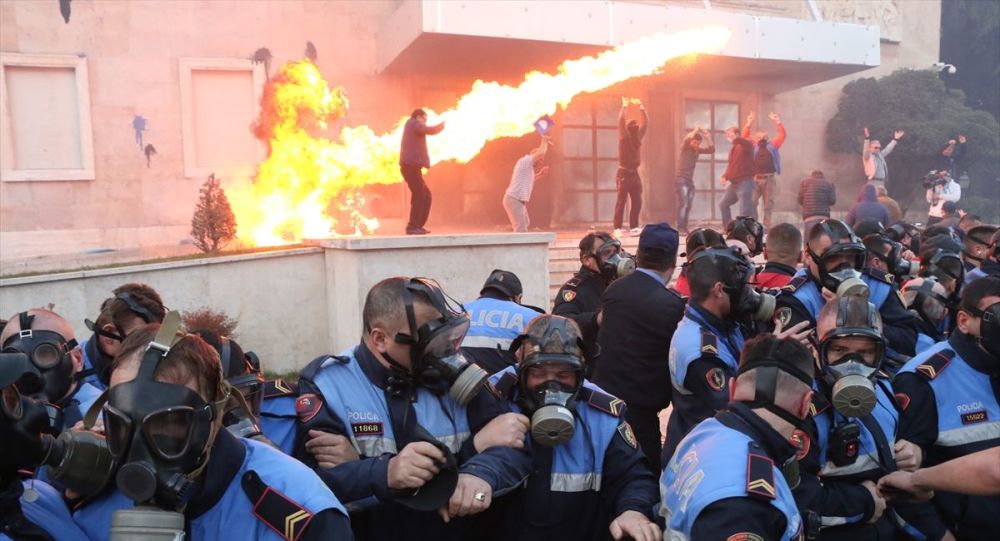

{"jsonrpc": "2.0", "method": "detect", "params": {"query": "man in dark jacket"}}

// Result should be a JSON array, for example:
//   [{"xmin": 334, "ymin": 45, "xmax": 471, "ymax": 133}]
[
  {"xmin": 593, "ymin": 223, "xmax": 685, "ymax": 473},
  {"xmin": 675, "ymin": 127, "xmax": 715, "ymax": 234},
  {"xmin": 846, "ymin": 184, "xmax": 890, "ymax": 230},
  {"xmin": 798, "ymin": 170, "xmax": 837, "ymax": 239},
  {"xmin": 399, "ymin": 108, "xmax": 445, "ymax": 235},
  {"xmin": 719, "ymin": 112, "xmax": 756, "ymax": 225},
  {"xmin": 613, "ymin": 98, "xmax": 649, "ymax": 235}
]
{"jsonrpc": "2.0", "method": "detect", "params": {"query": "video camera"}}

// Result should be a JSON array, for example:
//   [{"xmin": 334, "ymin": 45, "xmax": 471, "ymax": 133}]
[{"xmin": 921, "ymin": 170, "xmax": 949, "ymax": 190}]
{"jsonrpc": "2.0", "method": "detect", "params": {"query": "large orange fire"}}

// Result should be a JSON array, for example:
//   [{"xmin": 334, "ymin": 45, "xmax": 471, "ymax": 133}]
[{"xmin": 229, "ymin": 26, "xmax": 730, "ymax": 247}]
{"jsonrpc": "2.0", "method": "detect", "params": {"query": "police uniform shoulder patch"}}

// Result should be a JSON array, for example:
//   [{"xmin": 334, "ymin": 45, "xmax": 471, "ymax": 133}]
[
  {"xmin": 894, "ymin": 392, "xmax": 911, "ymax": 411},
  {"xmin": 774, "ymin": 306, "xmax": 793, "ymax": 329},
  {"xmin": 578, "ymin": 387, "xmax": 626, "ymax": 417},
  {"xmin": 915, "ymin": 349, "xmax": 956, "ymax": 380},
  {"xmin": 264, "ymin": 379, "xmax": 298, "ymax": 398},
  {"xmin": 617, "ymin": 421, "xmax": 638, "ymax": 448},
  {"xmin": 706, "ymin": 367, "xmax": 727, "ymax": 392},
  {"xmin": 782, "ymin": 275, "xmax": 808, "ymax": 292},
  {"xmin": 864, "ymin": 267, "xmax": 894, "ymax": 284},
  {"xmin": 295, "ymin": 393, "xmax": 323, "ymax": 423},
  {"xmin": 242, "ymin": 470, "xmax": 313, "ymax": 541},
  {"xmin": 808, "ymin": 391, "xmax": 831, "ymax": 417},
  {"xmin": 562, "ymin": 290, "xmax": 577, "ymax": 303},
  {"xmin": 700, "ymin": 330, "xmax": 719, "ymax": 356},
  {"xmin": 727, "ymin": 534, "xmax": 765, "ymax": 541},
  {"xmin": 746, "ymin": 443, "xmax": 777, "ymax": 500}
]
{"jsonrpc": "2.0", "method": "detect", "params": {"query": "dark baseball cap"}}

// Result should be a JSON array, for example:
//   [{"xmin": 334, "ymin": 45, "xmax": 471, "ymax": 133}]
[
  {"xmin": 639, "ymin": 223, "xmax": 679, "ymax": 260},
  {"xmin": 481, "ymin": 269, "xmax": 523, "ymax": 298}
]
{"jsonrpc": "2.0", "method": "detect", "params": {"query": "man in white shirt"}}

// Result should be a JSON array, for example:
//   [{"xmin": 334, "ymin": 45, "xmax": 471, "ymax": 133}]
[
  {"xmin": 925, "ymin": 170, "xmax": 961, "ymax": 225},
  {"xmin": 503, "ymin": 138, "xmax": 549, "ymax": 232}
]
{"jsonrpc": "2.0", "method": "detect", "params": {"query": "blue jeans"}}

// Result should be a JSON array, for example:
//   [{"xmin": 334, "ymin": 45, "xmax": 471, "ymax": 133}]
[
  {"xmin": 719, "ymin": 178, "xmax": 755, "ymax": 226},
  {"xmin": 676, "ymin": 177, "xmax": 695, "ymax": 232}
]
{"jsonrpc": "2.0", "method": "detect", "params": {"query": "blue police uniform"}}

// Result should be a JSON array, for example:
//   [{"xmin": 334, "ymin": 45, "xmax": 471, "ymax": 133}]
[
  {"xmin": 461, "ymin": 295, "xmax": 540, "ymax": 374},
  {"xmin": 73, "ymin": 433, "xmax": 349, "ymax": 541},
  {"xmin": 62, "ymin": 381, "xmax": 102, "ymax": 430},
  {"xmin": 487, "ymin": 367, "xmax": 658, "ymax": 541},
  {"xmin": 894, "ymin": 332, "xmax": 1000, "ymax": 541},
  {"xmin": 797, "ymin": 377, "xmax": 932, "ymax": 540},
  {"xmin": 0, "ymin": 479, "xmax": 90, "ymax": 541},
  {"xmin": 80, "ymin": 335, "xmax": 112, "ymax": 390},
  {"xmin": 663, "ymin": 303, "xmax": 744, "ymax": 463},
  {"xmin": 775, "ymin": 269, "xmax": 918, "ymax": 356},
  {"xmin": 259, "ymin": 379, "xmax": 298, "ymax": 455},
  {"xmin": 295, "ymin": 343, "xmax": 532, "ymax": 541},
  {"xmin": 660, "ymin": 402, "xmax": 803, "ymax": 541}
]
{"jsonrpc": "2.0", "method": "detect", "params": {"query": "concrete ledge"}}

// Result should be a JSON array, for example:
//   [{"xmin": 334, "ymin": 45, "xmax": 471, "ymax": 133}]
[{"xmin": 309, "ymin": 232, "xmax": 555, "ymax": 250}]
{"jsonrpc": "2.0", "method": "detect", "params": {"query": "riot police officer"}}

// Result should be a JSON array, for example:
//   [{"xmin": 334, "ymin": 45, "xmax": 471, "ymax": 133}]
[
  {"xmin": 662, "ymin": 245, "xmax": 778, "ymax": 463},
  {"xmin": 726, "ymin": 216, "xmax": 766, "ymax": 258},
  {"xmin": 901, "ymin": 277, "xmax": 951, "ymax": 352},
  {"xmin": 294, "ymin": 277, "xmax": 533, "ymax": 541},
  {"xmin": 775, "ymin": 219, "xmax": 919, "ymax": 356},
  {"xmin": 489, "ymin": 315, "xmax": 660, "ymax": 541},
  {"xmin": 1, "ymin": 310, "xmax": 102, "ymax": 432},
  {"xmin": 461, "ymin": 269, "xmax": 542, "ymax": 374},
  {"xmin": 795, "ymin": 297, "xmax": 933, "ymax": 540},
  {"xmin": 553, "ymin": 232, "xmax": 634, "ymax": 368},
  {"xmin": 660, "ymin": 334, "xmax": 815, "ymax": 540},
  {"xmin": 894, "ymin": 276, "xmax": 1000, "ymax": 541},
  {"xmin": 73, "ymin": 318, "xmax": 351, "ymax": 540}
]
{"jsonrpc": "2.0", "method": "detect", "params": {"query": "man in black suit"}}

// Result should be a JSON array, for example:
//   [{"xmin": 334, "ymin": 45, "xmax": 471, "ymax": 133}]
[{"xmin": 593, "ymin": 223, "xmax": 686, "ymax": 473}]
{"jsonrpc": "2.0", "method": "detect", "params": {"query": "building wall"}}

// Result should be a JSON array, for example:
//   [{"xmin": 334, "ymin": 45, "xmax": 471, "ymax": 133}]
[{"xmin": 1, "ymin": 0, "xmax": 941, "ymax": 259}]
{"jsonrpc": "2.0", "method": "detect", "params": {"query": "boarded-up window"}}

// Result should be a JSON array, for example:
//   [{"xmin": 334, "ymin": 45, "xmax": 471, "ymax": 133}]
[
  {"xmin": 179, "ymin": 59, "xmax": 264, "ymax": 178},
  {"xmin": 1, "ymin": 53, "xmax": 94, "ymax": 181}
]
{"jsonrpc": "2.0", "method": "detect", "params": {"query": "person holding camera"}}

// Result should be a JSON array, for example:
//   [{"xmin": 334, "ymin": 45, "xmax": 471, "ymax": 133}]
[{"xmin": 925, "ymin": 170, "xmax": 961, "ymax": 226}]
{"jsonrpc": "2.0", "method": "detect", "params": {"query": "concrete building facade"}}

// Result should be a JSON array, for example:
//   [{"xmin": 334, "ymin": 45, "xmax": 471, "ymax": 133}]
[{"xmin": 1, "ymin": 0, "xmax": 941, "ymax": 260}]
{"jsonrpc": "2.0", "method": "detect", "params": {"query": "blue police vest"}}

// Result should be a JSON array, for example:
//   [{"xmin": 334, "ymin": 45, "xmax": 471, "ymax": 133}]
[
  {"xmin": 898, "ymin": 343, "xmax": 1000, "ymax": 456},
  {"xmin": 0, "ymin": 480, "xmax": 91, "ymax": 541},
  {"xmin": 668, "ymin": 311, "xmax": 743, "ymax": 396},
  {"xmin": 659, "ymin": 418, "xmax": 801, "ymax": 541},
  {"xmin": 461, "ymin": 297, "xmax": 539, "ymax": 351},
  {"xmin": 915, "ymin": 333, "xmax": 937, "ymax": 353},
  {"xmin": 488, "ymin": 367, "xmax": 619, "ymax": 493},
  {"xmin": 308, "ymin": 348, "xmax": 473, "ymax": 511},
  {"xmin": 260, "ymin": 395, "xmax": 297, "ymax": 455},
  {"xmin": 788, "ymin": 269, "xmax": 892, "ymax": 322},
  {"xmin": 73, "ymin": 439, "xmax": 345, "ymax": 541}
]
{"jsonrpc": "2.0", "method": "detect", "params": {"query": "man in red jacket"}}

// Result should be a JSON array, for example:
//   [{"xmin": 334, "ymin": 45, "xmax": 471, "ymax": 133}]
[
  {"xmin": 718, "ymin": 112, "xmax": 756, "ymax": 226},
  {"xmin": 755, "ymin": 223, "xmax": 801, "ymax": 289}
]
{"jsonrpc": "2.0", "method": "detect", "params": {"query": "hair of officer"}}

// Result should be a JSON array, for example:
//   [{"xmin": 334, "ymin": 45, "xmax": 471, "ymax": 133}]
[
  {"xmin": 732, "ymin": 335, "xmax": 814, "ymax": 406},
  {"xmin": 94, "ymin": 297, "xmax": 115, "ymax": 328},
  {"xmin": 958, "ymin": 213, "xmax": 982, "ymax": 229},
  {"xmin": 766, "ymin": 223, "xmax": 802, "ymax": 264},
  {"xmin": 862, "ymin": 234, "xmax": 892, "ymax": 261},
  {"xmin": 362, "ymin": 277, "xmax": 409, "ymax": 333},
  {"xmin": 817, "ymin": 296, "xmax": 882, "ymax": 339},
  {"xmin": 0, "ymin": 308, "xmax": 75, "ymax": 346},
  {"xmin": 959, "ymin": 276, "xmax": 1000, "ymax": 314},
  {"xmin": 686, "ymin": 249, "xmax": 730, "ymax": 303},
  {"xmin": 807, "ymin": 219, "xmax": 853, "ymax": 249},
  {"xmin": 578, "ymin": 232, "xmax": 612, "ymax": 259},
  {"xmin": 967, "ymin": 225, "xmax": 998, "ymax": 247},
  {"xmin": 109, "ymin": 283, "xmax": 166, "ymax": 331},
  {"xmin": 113, "ymin": 323, "xmax": 225, "ymax": 402}
]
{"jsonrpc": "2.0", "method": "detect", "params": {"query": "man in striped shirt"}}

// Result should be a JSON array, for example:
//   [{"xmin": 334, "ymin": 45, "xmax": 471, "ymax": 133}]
[{"xmin": 503, "ymin": 138, "xmax": 549, "ymax": 232}]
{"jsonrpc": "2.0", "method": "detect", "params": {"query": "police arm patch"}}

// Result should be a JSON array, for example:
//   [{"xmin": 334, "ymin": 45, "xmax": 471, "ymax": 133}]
[
  {"xmin": 774, "ymin": 306, "xmax": 793, "ymax": 329},
  {"xmin": 242, "ymin": 470, "xmax": 314, "ymax": 541},
  {"xmin": 746, "ymin": 449, "xmax": 777, "ymax": 500},
  {"xmin": 617, "ymin": 422, "xmax": 638, "ymax": 448},
  {"xmin": 706, "ymin": 367, "xmax": 727, "ymax": 392},
  {"xmin": 295, "ymin": 393, "xmax": 323, "ymax": 423},
  {"xmin": 894, "ymin": 392, "xmax": 911, "ymax": 411},
  {"xmin": 727, "ymin": 534, "xmax": 765, "ymax": 541},
  {"xmin": 562, "ymin": 290, "xmax": 577, "ymax": 303},
  {"xmin": 789, "ymin": 429, "xmax": 811, "ymax": 461}
]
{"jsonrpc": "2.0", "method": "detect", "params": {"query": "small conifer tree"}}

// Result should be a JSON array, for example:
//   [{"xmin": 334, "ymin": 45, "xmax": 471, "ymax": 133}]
[{"xmin": 190, "ymin": 173, "xmax": 237, "ymax": 253}]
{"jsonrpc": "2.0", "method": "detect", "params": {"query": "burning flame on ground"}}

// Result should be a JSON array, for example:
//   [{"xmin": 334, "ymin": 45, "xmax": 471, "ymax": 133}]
[{"xmin": 230, "ymin": 26, "xmax": 731, "ymax": 247}]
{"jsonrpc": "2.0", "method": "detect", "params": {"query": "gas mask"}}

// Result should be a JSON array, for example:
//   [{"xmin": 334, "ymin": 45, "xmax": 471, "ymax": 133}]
[
  {"xmin": 876, "ymin": 237, "xmax": 919, "ymax": 279},
  {"xmin": 921, "ymin": 249, "xmax": 965, "ymax": 304},
  {"xmin": 2, "ymin": 312, "xmax": 78, "ymax": 407},
  {"xmin": 688, "ymin": 247, "xmax": 775, "ymax": 322},
  {"xmin": 393, "ymin": 278, "xmax": 488, "ymax": 406},
  {"xmin": 966, "ymin": 301, "xmax": 1000, "ymax": 362},
  {"xmin": 200, "ymin": 333, "xmax": 265, "ymax": 441},
  {"xmin": 819, "ymin": 298, "xmax": 885, "ymax": 418},
  {"xmin": 593, "ymin": 238, "xmax": 636, "ymax": 281},
  {"xmin": 726, "ymin": 216, "xmax": 765, "ymax": 257},
  {"xmin": 736, "ymin": 338, "xmax": 815, "ymax": 489},
  {"xmin": 101, "ymin": 313, "xmax": 229, "ymax": 511},
  {"xmin": 512, "ymin": 317, "xmax": 586, "ymax": 447},
  {"xmin": 902, "ymin": 278, "xmax": 950, "ymax": 331},
  {"xmin": 808, "ymin": 221, "xmax": 869, "ymax": 298}
]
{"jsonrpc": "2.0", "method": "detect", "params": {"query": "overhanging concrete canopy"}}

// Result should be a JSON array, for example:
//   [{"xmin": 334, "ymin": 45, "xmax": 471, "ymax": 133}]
[{"xmin": 377, "ymin": 0, "xmax": 880, "ymax": 91}]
